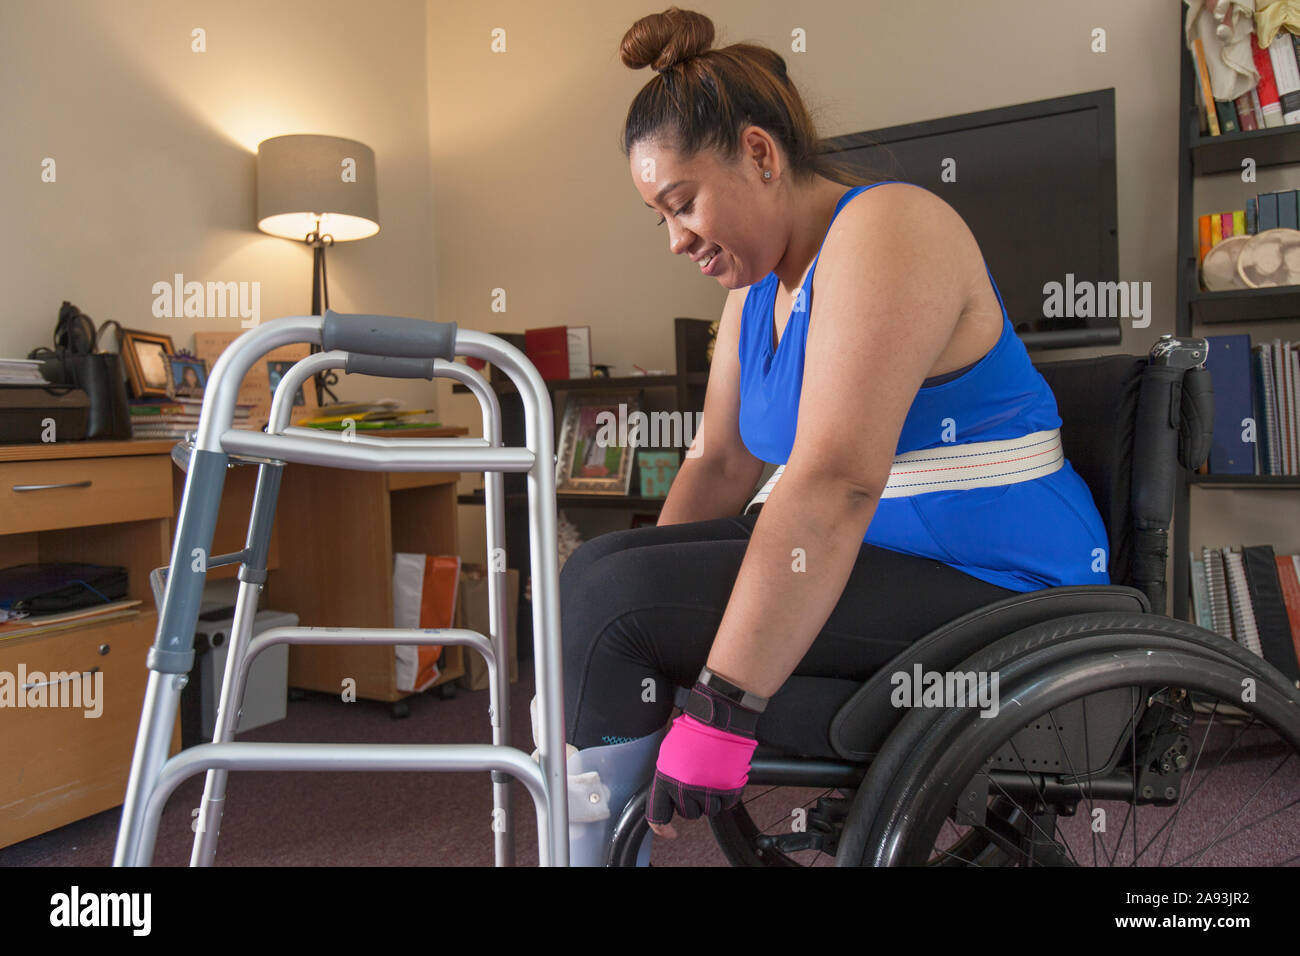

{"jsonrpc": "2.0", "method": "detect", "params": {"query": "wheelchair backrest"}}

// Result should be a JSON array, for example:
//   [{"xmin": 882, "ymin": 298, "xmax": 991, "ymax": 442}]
[{"xmin": 1032, "ymin": 353, "xmax": 1147, "ymax": 591}]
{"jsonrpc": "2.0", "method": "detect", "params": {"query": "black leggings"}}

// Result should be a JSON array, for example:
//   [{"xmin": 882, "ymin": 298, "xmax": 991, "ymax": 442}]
[{"xmin": 560, "ymin": 512, "xmax": 1021, "ymax": 757}]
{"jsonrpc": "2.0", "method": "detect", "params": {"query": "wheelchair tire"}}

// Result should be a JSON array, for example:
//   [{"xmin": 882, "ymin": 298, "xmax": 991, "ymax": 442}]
[
  {"xmin": 835, "ymin": 610, "xmax": 1300, "ymax": 866},
  {"xmin": 850, "ymin": 643, "xmax": 1300, "ymax": 866}
]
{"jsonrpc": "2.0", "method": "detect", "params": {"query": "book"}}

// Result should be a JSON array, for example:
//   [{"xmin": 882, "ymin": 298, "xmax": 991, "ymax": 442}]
[
  {"xmin": 1192, "ymin": 35, "xmax": 1222, "ymax": 136},
  {"xmin": 524, "ymin": 326, "xmax": 569, "ymax": 380},
  {"xmin": 1252, "ymin": 344, "xmax": 1280, "ymax": 474},
  {"xmin": 1280, "ymin": 191, "xmax": 1300, "ymax": 229},
  {"xmin": 520, "ymin": 325, "xmax": 594, "ymax": 381},
  {"xmin": 1203, "ymin": 546, "xmax": 1234, "ymax": 640},
  {"xmin": 1278, "ymin": 554, "xmax": 1300, "ymax": 671},
  {"xmin": 567, "ymin": 326, "xmax": 592, "ymax": 378},
  {"xmin": 1251, "ymin": 35, "xmax": 1285, "ymax": 127},
  {"xmin": 1242, "ymin": 545, "xmax": 1300, "ymax": 682},
  {"xmin": 1222, "ymin": 547, "xmax": 1264, "ymax": 657},
  {"xmin": 1190, "ymin": 555, "xmax": 1211, "ymax": 629},
  {"xmin": 0, "ymin": 599, "xmax": 142, "ymax": 641},
  {"xmin": 1206, "ymin": 334, "xmax": 1256, "ymax": 474},
  {"xmin": 0, "ymin": 359, "xmax": 51, "ymax": 386},
  {"xmin": 1270, "ymin": 32, "xmax": 1300, "ymax": 124}
]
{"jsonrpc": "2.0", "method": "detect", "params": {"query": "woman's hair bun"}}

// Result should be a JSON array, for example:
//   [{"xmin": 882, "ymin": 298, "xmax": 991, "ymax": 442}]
[{"xmin": 620, "ymin": 6, "xmax": 715, "ymax": 73}]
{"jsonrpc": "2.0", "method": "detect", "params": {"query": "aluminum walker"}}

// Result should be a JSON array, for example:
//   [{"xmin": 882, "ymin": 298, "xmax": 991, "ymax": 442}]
[{"xmin": 112, "ymin": 311, "xmax": 570, "ymax": 866}]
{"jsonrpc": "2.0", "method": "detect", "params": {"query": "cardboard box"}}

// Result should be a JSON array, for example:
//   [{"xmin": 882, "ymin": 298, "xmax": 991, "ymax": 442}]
[{"xmin": 455, "ymin": 565, "xmax": 519, "ymax": 691}]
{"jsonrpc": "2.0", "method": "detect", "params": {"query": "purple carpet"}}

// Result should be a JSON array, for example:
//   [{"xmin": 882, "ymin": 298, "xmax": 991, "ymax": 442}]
[{"xmin": 2, "ymin": 669, "xmax": 1293, "ymax": 867}]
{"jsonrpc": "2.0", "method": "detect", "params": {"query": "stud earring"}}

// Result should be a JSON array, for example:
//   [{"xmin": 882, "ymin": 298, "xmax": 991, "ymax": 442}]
[{"xmin": 763, "ymin": 170, "xmax": 771, "ymax": 180}]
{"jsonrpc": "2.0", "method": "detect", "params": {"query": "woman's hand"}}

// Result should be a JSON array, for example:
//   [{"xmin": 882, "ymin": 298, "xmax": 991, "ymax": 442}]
[{"xmin": 645, "ymin": 681, "xmax": 761, "ymax": 839}]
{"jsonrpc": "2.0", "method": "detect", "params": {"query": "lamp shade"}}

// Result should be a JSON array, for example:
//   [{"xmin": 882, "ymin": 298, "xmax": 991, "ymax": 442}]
[{"xmin": 256, "ymin": 134, "xmax": 380, "ymax": 241}]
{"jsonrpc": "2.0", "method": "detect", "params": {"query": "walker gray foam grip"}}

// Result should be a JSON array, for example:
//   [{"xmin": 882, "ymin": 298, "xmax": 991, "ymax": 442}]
[
  {"xmin": 321, "ymin": 309, "xmax": 458, "ymax": 360},
  {"xmin": 344, "ymin": 352, "xmax": 437, "ymax": 380}
]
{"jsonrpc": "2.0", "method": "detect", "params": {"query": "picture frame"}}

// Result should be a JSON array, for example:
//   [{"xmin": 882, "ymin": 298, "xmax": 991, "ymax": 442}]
[
  {"xmin": 555, "ymin": 389, "xmax": 642, "ymax": 495},
  {"xmin": 192, "ymin": 331, "xmax": 319, "ymax": 430},
  {"xmin": 637, "ymin": 450, "xmax": 680, "ymax": 498},
  {"xmin": 166, "ymin": 353, "xmax": 208, "ymax": 399},
  {"xmin": 266, "ymin": 359, "xmax": 306, "ymax": 408},
  {"xmin": 120, "ymin": 329, "xmax": 176, "ymax": 399}
]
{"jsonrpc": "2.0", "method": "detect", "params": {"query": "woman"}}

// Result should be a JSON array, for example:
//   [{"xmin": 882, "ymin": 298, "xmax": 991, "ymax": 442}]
[{"xmin": 548, "ymin": 7, "xmax": 1109, "ymax": 866}]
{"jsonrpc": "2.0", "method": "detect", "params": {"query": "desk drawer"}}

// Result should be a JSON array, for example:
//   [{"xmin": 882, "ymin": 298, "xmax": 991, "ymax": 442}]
[
  {"xmin": 0, "ymin": 455, "xmax": 172, "ymax": 534},
  {"xmin": 0, "ymin": 612, "xmax": 173, "ymax": 848}
]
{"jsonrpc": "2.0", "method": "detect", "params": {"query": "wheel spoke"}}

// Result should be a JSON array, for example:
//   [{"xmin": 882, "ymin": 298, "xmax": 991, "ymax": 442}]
[
  {"xmin": 1177, "ymin": 749, "xmax": 1297, "ymax": 867},
  {"xmin": 1153, "ymin": 697, "xmax": 1219, "ymax": 866},
  {"xmin": 1046, "ymin": 707, "xmax": 1097, "ymax": 865}
]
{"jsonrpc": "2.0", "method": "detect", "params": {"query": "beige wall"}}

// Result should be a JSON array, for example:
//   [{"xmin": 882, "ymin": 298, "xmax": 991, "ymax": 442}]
[
  {"xmin": 4, "ymin": 0, "xmax": 1295, "ymax": 585},
  {"xmin": 1, "ymin": 0, "xmax": 436, "ymax": 400}
]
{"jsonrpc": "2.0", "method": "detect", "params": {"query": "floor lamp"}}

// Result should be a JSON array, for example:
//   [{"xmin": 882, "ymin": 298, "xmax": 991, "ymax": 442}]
[{"xmin": 256, "ymin": 134, "xmax": 380, "ymax": 406}]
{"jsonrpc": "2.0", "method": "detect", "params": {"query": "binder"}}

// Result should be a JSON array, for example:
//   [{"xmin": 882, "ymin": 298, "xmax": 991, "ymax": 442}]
[{"xmin": 1206, "ymin": 335, "xmax": 1256, "ymax": 474}]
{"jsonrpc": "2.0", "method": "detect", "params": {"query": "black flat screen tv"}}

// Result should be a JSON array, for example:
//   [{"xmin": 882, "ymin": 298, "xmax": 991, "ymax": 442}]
[{"xmin": 821, "ymin": 89, "xmax": 1120, "ymax": 349}]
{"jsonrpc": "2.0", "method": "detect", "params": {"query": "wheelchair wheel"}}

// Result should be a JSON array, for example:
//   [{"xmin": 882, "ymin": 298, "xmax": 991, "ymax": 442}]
[
  {"xmin": 845, "ymin": 636, "xmax": 1300, "ymax": 866},
  {"xmin": 711, "ymin": 612, "xmax": 1289, "ymax": 867}
]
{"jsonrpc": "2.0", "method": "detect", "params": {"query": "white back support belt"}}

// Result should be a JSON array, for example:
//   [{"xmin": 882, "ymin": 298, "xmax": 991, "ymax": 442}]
[{"xmin": 743, "ymin": 427, "xmax": 1064, "ymax": 515}]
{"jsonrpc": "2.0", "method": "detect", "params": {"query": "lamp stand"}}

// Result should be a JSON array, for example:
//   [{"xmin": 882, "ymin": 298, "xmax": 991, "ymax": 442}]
[{"xmin": 307, "ymin": 223, "xmax": 340, "ymax": 406}]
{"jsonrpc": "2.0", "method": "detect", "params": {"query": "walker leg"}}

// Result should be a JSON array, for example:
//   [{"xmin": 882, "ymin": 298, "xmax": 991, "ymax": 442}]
[
  {"xmin": 114, "ymin": 448, "xmax": 230, "ymax": 866},
  {"xmin": 484, "ymin": 467, "xmax": 513, "ymax": 865},
  {"xmin": 189, "ymin": 461, "xmax": 282, "ymax": 866},
  {"xmin": 526, "ymin": 467, "xmax": 567, "ymax": 866}
]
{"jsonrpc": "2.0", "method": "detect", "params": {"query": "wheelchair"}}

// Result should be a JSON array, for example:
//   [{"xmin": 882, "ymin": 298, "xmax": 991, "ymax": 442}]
[{"xmin": 602, "ymin": 333, "xmax": 1300, "ymax": 867}]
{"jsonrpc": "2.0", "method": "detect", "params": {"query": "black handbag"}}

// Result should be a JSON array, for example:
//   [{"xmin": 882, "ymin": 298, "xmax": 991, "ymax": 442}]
[{"xmin": 27, "ymin": 301, "xmax": 133, "ymax": 440}]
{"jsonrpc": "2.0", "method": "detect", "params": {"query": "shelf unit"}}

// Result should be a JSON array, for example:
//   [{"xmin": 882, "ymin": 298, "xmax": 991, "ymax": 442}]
[
  {"xmin": 1173, "ymin": 10, "xmax": 1300, "ymax": 621},
  {"xmin": 456, "ymin": 318, "xmax": 713, "ymax": 510},
  {"xmin": 457, "ymin": 317, "xmax": 714, "ymax": 652}
]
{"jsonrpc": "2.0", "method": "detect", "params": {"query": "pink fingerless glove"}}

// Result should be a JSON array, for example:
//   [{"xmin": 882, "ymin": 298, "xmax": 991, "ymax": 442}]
[
  {"xmin": 646, "ymin": 713, "xmax": 758, "ymax": 824},
  {"xmin": 658, "ymin": 713, "xmax": 758, "ymax": 788}
]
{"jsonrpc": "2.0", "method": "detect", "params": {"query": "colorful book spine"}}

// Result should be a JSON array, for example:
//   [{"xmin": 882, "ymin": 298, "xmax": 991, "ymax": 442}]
[
  {"xmin": 1252, "ymin": 35, "xmax": 1285, "ymax": 127},
  {"xmin": 1270, "ymin": 32, "xmax": 1300, "ymax": 123}
]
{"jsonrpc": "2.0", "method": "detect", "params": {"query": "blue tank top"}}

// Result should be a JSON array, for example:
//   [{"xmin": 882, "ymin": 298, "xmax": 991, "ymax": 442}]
[{"xmin": 737, "ymin": 181, "xmax": 1110, "ymax": 592}]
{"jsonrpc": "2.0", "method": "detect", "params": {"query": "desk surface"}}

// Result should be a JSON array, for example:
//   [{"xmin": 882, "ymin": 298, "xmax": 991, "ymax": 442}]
[{"xmin": 0, "ymin": 426, "xmax": 471, "ymax": 463}]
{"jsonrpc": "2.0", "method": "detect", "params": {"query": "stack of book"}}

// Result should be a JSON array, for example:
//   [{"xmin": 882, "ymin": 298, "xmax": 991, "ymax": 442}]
[
  {"xmin": 0, "ymin": 598, "xmax": 143, "ymax": 642},
  {"xmin": 1204, "ymin": 333, "xmax": 1299, "ymax": 475},
  {"xmin": 1191, "ymin": 545, "xmax": 1300, "ymax": 687},
  {"xmin": 296, "ymin": 400, "xmax": 442, "ymax": 431},
  {"xmin": 1190, "ymin": 15, "xmax": 1300, "ymax": 135},
  {"xmin": 1196, "ymin": 189, "xmax": 1300, "ymax": 271},
  {"xmin": 0, "ymin": 358, "xmax": 51, "ymax": 386},
  {"xmin": 128, "ymin": 397, "xmax": 254, "ymax": 439}
]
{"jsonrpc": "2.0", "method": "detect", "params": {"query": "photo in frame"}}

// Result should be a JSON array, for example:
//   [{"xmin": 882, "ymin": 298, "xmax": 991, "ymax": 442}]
[
  {"xmin": 192, "ymin": 331, "xmax": 319, "ymax": 430},
  {"xmin": 120, "ymin": 329, "xmax": 176, "ymax": 399},
  {"xmin": 555, "ymin": 389, "xmax": 642, "ymax": 495},
  {"xmin": 637, "ymin": 450, "xmax": 680, "ymax": 498},
  {"xmin": 166, "ymin": 353, "xmax": 208, "ymax": 398},
  {"xmin": 266, "ymin": 360, "xmax": 306, "ymax": 407}
]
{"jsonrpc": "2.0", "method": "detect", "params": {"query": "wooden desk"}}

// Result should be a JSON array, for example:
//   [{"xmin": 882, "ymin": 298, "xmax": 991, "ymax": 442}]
[{"xmin": 0, "ymin": 439, "xmax": 182, "ymax": 848}]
